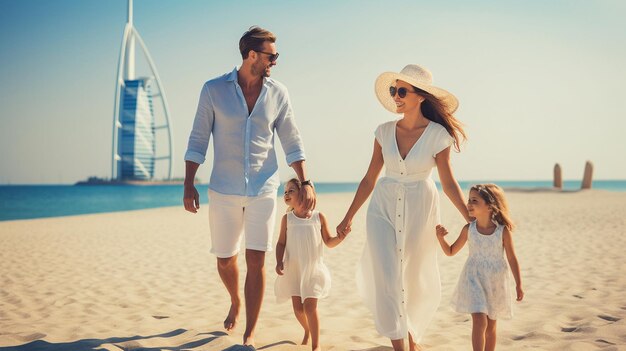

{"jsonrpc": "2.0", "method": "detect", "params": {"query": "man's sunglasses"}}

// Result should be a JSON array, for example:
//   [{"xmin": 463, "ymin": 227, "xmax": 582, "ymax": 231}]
[
  {"xmin": 389, "ymin": 86, "xmax": 417, "ymax": 98},
  {"xmin": 256, "ymin": 50, "xmax": 279, "ymax": 62}
]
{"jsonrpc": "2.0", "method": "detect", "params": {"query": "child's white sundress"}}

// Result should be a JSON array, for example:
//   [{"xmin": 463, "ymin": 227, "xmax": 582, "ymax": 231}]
[
  {"xmin": 275, "ymin": 210, "xmax": 331, "ymax": 303},
  {"xmin": 451, "ymin": 220, "xmax": 513, "ymax": 320}
]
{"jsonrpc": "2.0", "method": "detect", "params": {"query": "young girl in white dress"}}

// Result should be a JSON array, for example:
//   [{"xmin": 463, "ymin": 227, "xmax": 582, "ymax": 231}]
[
  {"xmin": 436, "ymin": 184, "xmax": 524, "ymax": 351},
  {"xmin": 275, "ymin": 178, "xmax": 344, "ymax": 351}
]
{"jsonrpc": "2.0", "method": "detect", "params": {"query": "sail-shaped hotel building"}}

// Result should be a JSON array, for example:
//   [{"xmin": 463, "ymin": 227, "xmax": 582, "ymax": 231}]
[{"xmin": 111, "ymin": 0, "xmax": 173, "ymax": 181}]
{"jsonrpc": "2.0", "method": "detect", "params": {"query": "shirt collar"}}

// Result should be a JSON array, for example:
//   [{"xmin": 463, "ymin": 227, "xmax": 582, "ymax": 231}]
[
  {"xmin": 227, "ymin": 67, "xmax": 272, "ymax": 86},
  {"xmin": 226, "ymin": 67, "xmax": 238, "ymax": 82}
]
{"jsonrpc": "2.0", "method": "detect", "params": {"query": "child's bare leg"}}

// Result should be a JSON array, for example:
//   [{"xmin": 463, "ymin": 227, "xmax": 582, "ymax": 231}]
[
  {"xmin": 408, "ymin": 333, "xmax": 423, "ymax": 351},
  {"xmin": 291, "ymin": 296, "xmax": 310, "ymax": 344},
  {"xmin": 390, "ymin": 338, "xmax": 405, "ymax": 351},
  {"xmin": 471, "ymin": 313, "xmax": 488, "ymax": 351},
  {"xmin": 485, "ymin": 317, "xmax": 497, "ymax": 351},
  {"xmin": 303, "ymin": 298, "xmax": 320, "ymax": 351}
]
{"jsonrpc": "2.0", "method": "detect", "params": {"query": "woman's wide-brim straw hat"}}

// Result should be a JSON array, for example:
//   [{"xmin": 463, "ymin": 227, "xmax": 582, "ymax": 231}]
[{"xmin": 375, "ymin": 64, "xmax": 459, "ymax": 114}]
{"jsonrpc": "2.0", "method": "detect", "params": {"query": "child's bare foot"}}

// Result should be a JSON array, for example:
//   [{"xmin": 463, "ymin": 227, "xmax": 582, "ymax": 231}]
[
  {"xmin": 223, "ymin": 301, "xmax": 240, "ymax": 331},
  {"xmin": 301, "ymin": 331, "xmax": 310, "ymax": 345},
  {"xmin": 312, "ymin": 345, "xmax": 321, "ymax": 351},
  {"xmin": 243, "ymin": 333, "xmax": 255, "ymax": 347}
]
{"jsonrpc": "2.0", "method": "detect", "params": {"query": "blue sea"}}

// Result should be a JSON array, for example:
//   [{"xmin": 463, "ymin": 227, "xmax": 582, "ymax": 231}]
[{"xmin": 1, "ymin": 180, "xmax": 625, "ymax": 221}]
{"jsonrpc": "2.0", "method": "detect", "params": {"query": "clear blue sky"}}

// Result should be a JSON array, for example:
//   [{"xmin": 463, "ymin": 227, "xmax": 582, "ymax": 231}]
[{"xmin": 1, "ymin": 0, "xmax": 625, "ymax": 184}]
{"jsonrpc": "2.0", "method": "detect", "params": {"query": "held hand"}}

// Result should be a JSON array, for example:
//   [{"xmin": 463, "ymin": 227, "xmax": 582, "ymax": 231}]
[
  {"xmin": 275, "ymin": 262, "xmax": 284, "ymax": 276},
  {"xmin": 299, "ymin": 184, "xmax": 316, "ymax": 211},
  {"xmin": 516, "ymin": 285, "xmax": 524, "ymax": 301},
  {"xmin": 183, "ymin": 184, "xmax": 200, "ymax": 213},
  {"xmin": 436, "ymin": 224, "xmax": 448, "ymax": 238},
  {"xmin": 336, "ymin": 217, "xmax": 352, "ymax": 238}
]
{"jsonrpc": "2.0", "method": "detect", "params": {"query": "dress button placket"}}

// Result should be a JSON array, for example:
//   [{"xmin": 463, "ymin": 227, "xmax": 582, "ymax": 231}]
[{"xmin": 396, "ymin": 156, "xmax": 408, "ymax": 322}]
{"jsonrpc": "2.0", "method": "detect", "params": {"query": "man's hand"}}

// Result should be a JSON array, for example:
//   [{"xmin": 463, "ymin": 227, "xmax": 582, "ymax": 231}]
[
  {"xmin": 183, "ymin": 184, "xmax": 200, "ymax": 213},
  {"xmin": 299, "ymin": 183, "xmax": 316, "ymax": 211}
]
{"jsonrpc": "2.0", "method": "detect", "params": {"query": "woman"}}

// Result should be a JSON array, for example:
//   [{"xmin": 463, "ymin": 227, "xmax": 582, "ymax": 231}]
[{"xmin": 337, "ymin": 64, "xmax": 471, "ymax": 351}]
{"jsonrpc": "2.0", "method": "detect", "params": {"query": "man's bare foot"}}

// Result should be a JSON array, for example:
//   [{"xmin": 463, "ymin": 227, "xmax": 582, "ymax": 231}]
[
  {"xmin": 409, "ymin": 342, "xmax": 423, "ymax": 351},
  {"xmin": 223, "ymin": 302, "xmax": 240, "ymax": 331},
  {"xmin": 301, "ymin": 331, "xmax": 310, "ymax": 345},
  {"xmin": 312, "ymin": 345, "xmax": 321, "ymax": 351}
]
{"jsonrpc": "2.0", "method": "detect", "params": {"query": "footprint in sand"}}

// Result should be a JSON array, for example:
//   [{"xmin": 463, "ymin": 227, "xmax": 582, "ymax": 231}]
[
  {"xmin": 597, "ymin": 314, "xmax": 621, "ymax": 322},
  {"xmin": 596, "ymin": 339, "xmax": 616, "ymax": 345},
  {"xmin": 560, "ymin": 326, "xmax": 597, "ymax": 333}
]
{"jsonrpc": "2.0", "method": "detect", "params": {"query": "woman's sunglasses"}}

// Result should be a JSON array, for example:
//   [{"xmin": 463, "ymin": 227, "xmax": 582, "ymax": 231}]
[
  {"xmin": 389, "ymin": 86, "xmax": 417, "ymax": 98},
  {"xmin": 256, "ymin": 50, "xmax": 279, "ymax": 62}
]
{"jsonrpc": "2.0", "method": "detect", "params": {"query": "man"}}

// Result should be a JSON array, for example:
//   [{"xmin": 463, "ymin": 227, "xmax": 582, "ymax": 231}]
[{"xmin": 183, "ymin": 26, "xmax": 315, "ymax": 347}]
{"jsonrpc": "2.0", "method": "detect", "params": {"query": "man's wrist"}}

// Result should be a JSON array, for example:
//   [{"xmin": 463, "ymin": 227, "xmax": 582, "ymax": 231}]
[{"xmin": 301, "ymin": 180, "xmax": 313, "ymax": 187}]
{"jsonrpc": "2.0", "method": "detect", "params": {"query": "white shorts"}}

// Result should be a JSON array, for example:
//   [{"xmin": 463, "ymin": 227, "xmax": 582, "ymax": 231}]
[{"xmin": 208, "ymin": 189, "xmax": 277, "ymax": 258}]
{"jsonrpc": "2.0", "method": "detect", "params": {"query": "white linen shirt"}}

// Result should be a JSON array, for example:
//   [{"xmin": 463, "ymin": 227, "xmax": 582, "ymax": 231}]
[{"xmin": 184, "ymin": 68, "xmax": 306, "ymax": 196}]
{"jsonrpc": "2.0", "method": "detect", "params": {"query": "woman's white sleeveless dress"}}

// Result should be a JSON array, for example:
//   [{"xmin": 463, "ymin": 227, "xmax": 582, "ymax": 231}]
[
  {"xmin": 275, "ymin": 210, "xmax": 331, "ymax": 303},
  {"xmin": 357, "ymin": 120, "xmax": 454, "ymax": 341},
  {"xmin": 451, "ymin": 221, "xmax": 512, "ymax": 320}
]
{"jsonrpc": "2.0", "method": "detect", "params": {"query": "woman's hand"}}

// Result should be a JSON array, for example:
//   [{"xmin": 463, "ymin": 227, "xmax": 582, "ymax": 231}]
[
  {"xmin": 336, "ymin": 217, "xmax": 352, "ymax": 238},
  {"xmin": 275, "ymin": 262, "xmax": 284, "ymax": 276}
]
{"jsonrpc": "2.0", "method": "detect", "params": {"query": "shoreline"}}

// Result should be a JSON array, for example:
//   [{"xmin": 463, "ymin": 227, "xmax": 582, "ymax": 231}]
[
  {"xmin": 0, "ymin": 188, "xmax": 620, "ymax": 223},
  {"xmin": 3, "ymin": 179, "xmax": 626, "ymax": 223}
]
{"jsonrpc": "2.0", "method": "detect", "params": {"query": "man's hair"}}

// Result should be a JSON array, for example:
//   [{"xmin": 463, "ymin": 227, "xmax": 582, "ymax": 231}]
[{"xmin": 239, "ymin": 26, "xmax": 276, "ymax": 59}]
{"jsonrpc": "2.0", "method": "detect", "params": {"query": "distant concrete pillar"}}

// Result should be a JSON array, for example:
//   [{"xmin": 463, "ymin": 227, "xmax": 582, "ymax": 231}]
[
  {"xmin": 553, "ymin": 163, "xmax": 562, "ymax": 189},
  {"xmin": 581, "ymin": 161, "xmax": 593, "ymax": 189}
]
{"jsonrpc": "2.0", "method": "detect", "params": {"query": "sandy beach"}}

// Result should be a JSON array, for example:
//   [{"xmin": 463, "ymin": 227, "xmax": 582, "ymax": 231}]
[{"xmin": 1, "ymin": 190, "xmax": 625, "ymax": 350}]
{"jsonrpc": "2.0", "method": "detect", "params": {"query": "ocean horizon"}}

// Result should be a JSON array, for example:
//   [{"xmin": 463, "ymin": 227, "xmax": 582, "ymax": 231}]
[{"xmin": 1, "ymin": 180, "xmax": 625, "ymax": 221}]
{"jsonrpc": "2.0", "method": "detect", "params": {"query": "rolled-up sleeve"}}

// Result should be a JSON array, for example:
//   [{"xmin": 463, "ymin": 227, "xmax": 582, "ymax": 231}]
[
  {"xmin": 275, "ymin": 93, "xmax": 305, "ymax": 165},
  {"xmin": 184, "ymin": 83, "xmax": 214, "ymax": 164}
]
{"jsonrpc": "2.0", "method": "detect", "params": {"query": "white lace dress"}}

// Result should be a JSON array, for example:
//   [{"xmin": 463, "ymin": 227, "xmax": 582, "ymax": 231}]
[
  {"xmin": 275, "ymin": 211, "xmax": 331, "ymax": 303},
  {"xmin": 451, "ymin": 220, "xmax": 513, "ymax": 319},
  {"xmin": 357, "ymin": 120, "xmax": 454, "ymax": 341}
]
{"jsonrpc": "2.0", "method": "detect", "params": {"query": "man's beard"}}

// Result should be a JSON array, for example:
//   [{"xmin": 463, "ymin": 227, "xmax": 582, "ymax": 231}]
[{"xmin": 252, "ymin": 62, "xmax": 270, "ymax": 78}]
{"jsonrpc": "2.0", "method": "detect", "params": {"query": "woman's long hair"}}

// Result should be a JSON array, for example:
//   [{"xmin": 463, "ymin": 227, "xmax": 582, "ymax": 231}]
[
  {"xmin": 413, "ymin": 85, "xmax": 467, "ymax": 152},
  {"xmin": 471, "ymin": 184, "xmax": 515, "ymax": 231}
]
